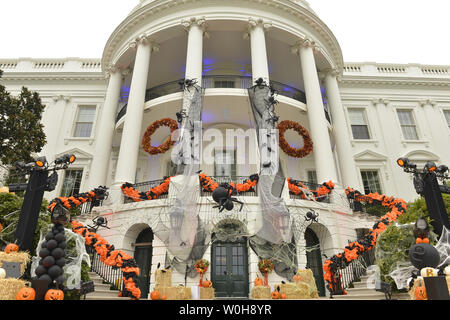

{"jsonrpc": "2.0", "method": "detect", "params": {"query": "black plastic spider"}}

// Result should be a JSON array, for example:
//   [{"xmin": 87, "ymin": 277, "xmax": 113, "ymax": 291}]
[
  {"xmin": 267, "ymin": 95, "xmax": 279, "ymax": 107},
  {"xmin": 178, "ymin": 78, "xmax": 199, "ymax": 92},
  {"xmin": 266, "ymin": 114, "xmax": 279, "ymax": 125},
  {"xmin": 254, "ymin": 77, "xmax": 268, "ymax": 88},
  {"xmin": 176, "ymin": 110, "xmax": 187, "ymax": 123},
  {"xmin": 212, "ymin": 184, "xmax": 244, "ymax": 212},
  {"xmin": 305, "ymin": 210, "xmax": 319, "ymax": 223},
  {"xmin": 87, "ymin": 216, "xmax": 110, "ymax": 232}
]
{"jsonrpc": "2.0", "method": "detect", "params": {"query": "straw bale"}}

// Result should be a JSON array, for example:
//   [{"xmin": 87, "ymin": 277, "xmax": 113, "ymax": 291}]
[
  {"xmin": 0, "ymin": 278, "xmax": 27, "ymax": 300},
  {"xmin": 250, "ymin": 285, "xmax": 271, "ymax": 299},
  {"xmin": 200, "ymin": 287, "xmax": 215, "ymax": 300},
  {"xmin": 155, "ymin": 269, "xmax": 172, "ymax": 288}
]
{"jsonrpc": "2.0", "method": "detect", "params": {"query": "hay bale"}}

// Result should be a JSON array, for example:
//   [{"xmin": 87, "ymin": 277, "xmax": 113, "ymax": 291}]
[
  {"xmin": 251, "ymin": 286, "xmax": 271, "ymax": 299},
  {"xmin": 0, "ymin": 251, "xmax": 30, "ymax": 276},
  {"xmin": 200, "ymin": 287, "xmax": 215, "ymax": 300},
  {"xmin": 0, "ymin": 278, "xmax": 27, "ymax": 300},
  {"xmin": 155, "ymin": 269, "xmax": 172, "ymax": 288},
  {"xmin": 274, "ymin": 282, "xmax": 311, "ymax": 299},
  {"xmin": 296, "ymin": 269, "xmax": 319, "ymax": 298},
  {"xmin": 162, "ymin": 286, "xmax": 191, "ymax": 300}
]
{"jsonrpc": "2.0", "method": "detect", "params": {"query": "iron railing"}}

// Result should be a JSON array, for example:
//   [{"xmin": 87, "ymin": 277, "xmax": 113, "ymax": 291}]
[
  {"xmin": 331, "ymin": 248, "xmax": 376, "ymax": 295},
  {"xmin": 289, "ymin": 180, "xmax": 331, "ymax": 203},
  {"xmin": 199, "ymin": 175, "xmax": 258, "ymax": 197},
  {"xmin": 115, "ymin": 75, "xmax": 308, "ymax": 123},
  {"xmin": 86, "ymin": 246, "xmax": 124, "ymax": 291},
  {"xmin": 123, "ymin": 179, "xmax": 169, "ymax": 203},
  {"xmin": 79, "ymin": 199, "xmax": 103, "ymax": 215}
]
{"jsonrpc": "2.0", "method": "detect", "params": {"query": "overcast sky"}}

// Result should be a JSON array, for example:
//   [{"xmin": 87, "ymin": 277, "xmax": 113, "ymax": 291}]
[{"xmin": 0, "ymin": 0, "xmax": 449, "ymax": 65}]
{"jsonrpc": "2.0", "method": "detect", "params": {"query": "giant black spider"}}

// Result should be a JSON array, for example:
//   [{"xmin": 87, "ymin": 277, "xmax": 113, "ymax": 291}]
[
  {"xmin": 211, "ymin": 184, "xmax": 244, "ymax": 213},
  {"xmin": 87, "ymin": 216, "xmax": 110, "ymax": 233},
  {"xmin": 178, "ymin": 78, "xmax": 199, "ymax": 92},
  {"xmin": 176, "ymin": 110, "xmax": 187, "ymax": 123}
]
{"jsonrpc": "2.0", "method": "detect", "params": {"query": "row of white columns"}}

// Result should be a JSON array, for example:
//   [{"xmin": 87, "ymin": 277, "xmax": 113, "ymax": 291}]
[{"xmin": 89, "ymin": 17, "xmax": 360, "ymax": 196}]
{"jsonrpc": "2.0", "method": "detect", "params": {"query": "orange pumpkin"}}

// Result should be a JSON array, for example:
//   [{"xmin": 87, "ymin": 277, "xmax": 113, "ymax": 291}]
[
  {"xmin": 415, "ymin": 286, "xmax": 427, "ymax": 300},
  {"xmin": 281, "ymin": 293, "xmax": 286, "ymax": 299},
  {"xmin": 16, "ymin": 287, "xmax": 36, "ymax": 300},
  {"xmin": 293, "ymin": 274, "xmax": 302, "ymax": 282},
  {"xmin": 202, "ymin": 279, "xmax": 212, "ymax": 288},
  {"xmin": 161, "ymin": 294, "xmax": 167, "ymax": 300},
  {"xmin": 254, "ymin": 277, "xmax": 263, "ymax": 286},
  {"xmin": 150, "ymin": 290, "xmax": 161, "ymax": 300},
  {"xmin": 4, "ymin": 243, "xmax": 19, "ymax": 254},
  {"xmin": 271, "ymin": 291, "xmax": 281, "ymax": 299},
  {"xmin": 45, "ymin": 289, "xmax": 64, "ymax": 300}
]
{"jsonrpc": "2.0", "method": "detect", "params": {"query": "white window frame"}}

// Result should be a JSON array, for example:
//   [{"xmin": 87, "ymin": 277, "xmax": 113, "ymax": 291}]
[
  {"xmin": 347, "ymin": 108, "xmax": 371, "ymax": 140},
  {"xmin": 394, "ymin": 107, "xmax": 421, "ymax": 141},
  {"xmin": 344, "ymin": 103, "xmax": 379, "ymax": 146},
  {"xmin": 359, "ymin": 169, "xmax": 383, "ymax": 195},
  {"xmin": 58, "ymin": 168, "xmax": 85, "ymax": 197},
  {"xmin": 72, "ymin": 105, "xmax": 97, "ymax": 138},
  {"xmin": 441, "ymin": 108, "xmax": 450, "ymax": 131}
]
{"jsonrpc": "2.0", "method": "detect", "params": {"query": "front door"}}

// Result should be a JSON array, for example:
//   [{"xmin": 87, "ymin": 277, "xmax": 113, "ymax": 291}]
[
  {"xmin": 211, "ymin": 240, "xmax": 249, "ymax": 298},
  {"xmin": 134, "ymin": 228, "xmax": 153, "ymax": 298},
  {"xmin": 305, "ymin": 228, "xmax": 326, "ymax": 296}
]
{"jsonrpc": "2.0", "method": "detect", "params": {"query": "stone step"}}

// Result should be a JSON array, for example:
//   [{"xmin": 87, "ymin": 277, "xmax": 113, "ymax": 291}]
[
  {"xmin": 345, "ymin": 288, "xmax": 384, "ymax": 296},
  {"xmin": 86, "ymin": 289, "xmax": 122, "ymax": 298},
  {"xmin": 332, "ymin": 293, "xmax": 386, "ymax": 300}
]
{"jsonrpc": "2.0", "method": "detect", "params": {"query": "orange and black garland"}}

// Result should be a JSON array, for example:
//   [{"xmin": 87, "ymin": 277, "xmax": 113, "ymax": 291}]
[
  {"xmin": 323, "ymin": 188, "xmax": 407, "ymax": 296},
  {"xmin": 277, "ymin": 120, "xmax": 313, "ymax": 158},
  {"xmin": 48, "ymin": 187, "xmax": 108, "ymax": 213},
  {"xmin": 121, "ymin": 177, "xmax": 172, "ymax": 202},
  {"xmin": 287, "ymin": 178, "xmax": 335, "ymax": 201},
  {"xmin": 121, "ymin": 173, "xmax": 260, "ymax": 202},
  {"xmin": 142, "ymin": 118, "xmax": 179, "ymax": 155},
  {"xmin": 71, "ymin": 221, "xmax": 141, "ymax": 300}
]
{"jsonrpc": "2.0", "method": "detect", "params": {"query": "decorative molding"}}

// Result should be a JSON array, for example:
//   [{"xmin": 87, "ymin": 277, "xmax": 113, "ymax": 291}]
[
  {"xmin": 419, "ymin": 99, "xmax": 437, "ymax": 107},
  {"xmin": 371, "ymin": 98, "xmax": 389, "ymax": 106},
  {"xmin": 52, "ymin": 95, "xmax": 71, "ymax": 103},
  {"xmin": 181, "ymin": 16, "xmax": 208, "ymax": 37}
]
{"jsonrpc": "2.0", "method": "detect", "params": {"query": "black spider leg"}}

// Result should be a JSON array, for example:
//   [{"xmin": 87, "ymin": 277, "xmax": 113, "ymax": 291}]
[
  {"xmin": 231, "ymin": 198, "xmax": 244, "ymax": 212},
  {"xmin": 213, "ymin": 198, "xmax": 228, "ymax": 213}
]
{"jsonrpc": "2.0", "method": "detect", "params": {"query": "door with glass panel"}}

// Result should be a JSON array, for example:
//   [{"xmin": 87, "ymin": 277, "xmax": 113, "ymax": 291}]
[
  {"xmin": 214, "ymin": 150, "xmax": 236, "ymax": 179},
  {"xmin": 211, "ymin": 240, "xmax": 249, "ymax": 298}
]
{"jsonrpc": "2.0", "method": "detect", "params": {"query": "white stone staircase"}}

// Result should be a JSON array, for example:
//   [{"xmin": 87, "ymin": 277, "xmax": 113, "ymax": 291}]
[
  {"xmin": 332, "ymin": 268, "xmax": 410, "ymax": 300},
  {"xmin": 83, "ymin": 272, "xmax": 131, "ymax": 300}
]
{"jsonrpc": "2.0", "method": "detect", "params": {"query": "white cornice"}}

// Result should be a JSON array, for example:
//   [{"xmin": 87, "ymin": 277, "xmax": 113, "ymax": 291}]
[{"xmin": 101, "ymin": 0, "xmax": 344, "ymax": 72}]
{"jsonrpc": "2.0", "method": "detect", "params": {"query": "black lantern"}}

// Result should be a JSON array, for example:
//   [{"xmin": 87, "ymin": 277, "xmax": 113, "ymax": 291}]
[{"xmin": 51, "ymin": 202, "xmax": 70, "ymax": 225}]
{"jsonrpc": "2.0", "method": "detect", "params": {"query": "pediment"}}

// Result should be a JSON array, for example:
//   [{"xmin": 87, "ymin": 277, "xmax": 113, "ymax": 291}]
[
  {"xmin": 354, "ymin": 150, "xmax": 388, "ymax": 162},
  {"xmin": 54, "ymin": 148, "xmax": 92, "ymax": 160},
  {"xmin": 403, "ymin": 150, "xmax": 439, "ymax": 162}
]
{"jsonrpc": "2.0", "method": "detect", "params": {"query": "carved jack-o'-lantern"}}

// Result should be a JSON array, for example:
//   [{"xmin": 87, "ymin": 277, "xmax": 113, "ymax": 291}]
[
  {"xmin": 44, "ymin": 289, "xmax": 64, "ymax": 300},
  {"xmin": 414, "ymin": 286, "xmax": 427, "ymax": 300},
  {"xmin": 4, "ymin": 243, "xmax": 19, "ymax": 254},
  {"xmin": 16, "ymin": 287, "xmax": 36, "ymax": 300}
]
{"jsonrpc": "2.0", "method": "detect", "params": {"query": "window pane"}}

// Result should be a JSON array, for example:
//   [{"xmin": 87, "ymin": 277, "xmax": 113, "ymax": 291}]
[
  {"xmin": 77, "ymin": 106, "xmax": 96, "ymax": 122},
  {"xmin": 307, "ymin": 170, "xmax": 317, "ymax": 184},
  {"xmin": 351, "ymin": 125, "xmax": 370, "ymax": 139},
  {"xmin": 61, "ymin": 170, "xmax": 83, "ymax": 197},
  {"xmin": 361, "ymin": 170, "xmax": 382, "ymax": 194},
  {"xmin": 74, "ymin": 123, "xmax": 93, "ymax": 137},
  {"xmin": 397, "ymin": 110, "xmax": 414, "ymax": 125},
  {"xmin": 348, "ymin": 109, "xmax": 366, "ymax": 125},
  {"xmin": 401, "ymin": 125, "xmax": 418, "ymax": 140}
]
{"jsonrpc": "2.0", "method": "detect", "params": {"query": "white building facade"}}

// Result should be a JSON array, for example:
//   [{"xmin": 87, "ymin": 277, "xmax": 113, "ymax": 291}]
[{"xmin": 1, "ymin": 0, "xmax": 449, "ymax": 298}]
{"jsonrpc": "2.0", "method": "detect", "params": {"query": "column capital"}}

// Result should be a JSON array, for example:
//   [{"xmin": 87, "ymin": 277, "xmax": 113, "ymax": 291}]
[
  {"xmin": 181, "ymin": 16, "xmax": 208, "ymax": 36},
  {"xmin": 419, "ymin": 99, "xmax": 436, "ymax": 107},
  {"xmin": 318, "ymin": 68, "xmax": 342, "ymax": 81},
  {"xmin": 247, "ymin": 17, "xmax": 272, "ymax": 31},
  {"xmin": 371, "ymin": 98, "xmax": 389, "ymax": 106},
  {"xmin": 129, "ymin": 34, "xmax": 159, "ymax": 51},
  {"xmin": 290, "ymin": 37, "xmax": 321, "ymax": 55},
  {"xmin": 52, "ymin": 95, "xmax": 71, "ymax": 103}
]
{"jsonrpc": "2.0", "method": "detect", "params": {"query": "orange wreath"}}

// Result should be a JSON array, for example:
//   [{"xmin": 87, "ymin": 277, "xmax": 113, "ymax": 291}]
[
  {"xmin": 277, "ymin": 120, "xmax": 313, "ymax": 158},
  {"xmin": 142, "ymin": 118, "xmax": 179, "ymax": 155}
]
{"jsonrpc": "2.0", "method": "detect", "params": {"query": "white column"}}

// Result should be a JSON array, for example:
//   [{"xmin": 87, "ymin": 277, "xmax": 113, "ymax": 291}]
[
  {"xmin": 113, "ymin": 37, "xmax": 154, "ymax": 186},
  {"xmin": 323, "ymin": 70, "xmax": 360, "ymax": 188},
  {"xmin": 294, "ymin": 39, "xmax": 338, "ymax": 183},
  {"xmin": 88, "ymin": 67, "xmax": 123, "ymax": 189},
  {"xmin": 248, "ymin": 18, "xmax": 271, "ymax": 83},
  {"xmin": 182, "ymin": 17, "xmax": 206, "ymax": 83}
]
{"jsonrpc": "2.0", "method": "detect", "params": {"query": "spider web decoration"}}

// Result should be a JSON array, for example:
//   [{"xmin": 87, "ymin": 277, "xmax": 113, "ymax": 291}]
[
  {"xmin": 435, "ymin": 226, "xmax": 450, "ymax": 267},
  {"xmin": 247, "ymin": 83, "xmax": 292, "ymax": 245}
]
